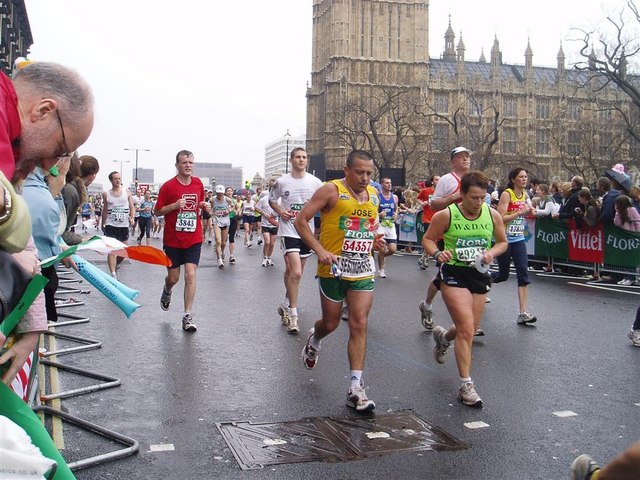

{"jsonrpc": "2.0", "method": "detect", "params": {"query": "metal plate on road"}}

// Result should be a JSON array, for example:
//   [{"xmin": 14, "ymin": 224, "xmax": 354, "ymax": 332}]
[{"xmin": 217, "ymin": 411, "xmax": 468, "ymax": 470}]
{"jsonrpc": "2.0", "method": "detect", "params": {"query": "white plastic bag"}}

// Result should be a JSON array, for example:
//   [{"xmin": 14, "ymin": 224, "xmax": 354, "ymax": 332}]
[{"xmin": 0, "ymin": 415, "xmax": 56, "ymax": 479}]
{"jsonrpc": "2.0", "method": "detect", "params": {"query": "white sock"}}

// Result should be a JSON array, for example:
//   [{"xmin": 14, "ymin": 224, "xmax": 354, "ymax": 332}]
[
  {"xmin": 289, "ymin": 307, "xmax": 298, "ymax": 317},
  {"xmin": 309, "ymin": 332, "xmax": 321, "ymax": 350},
  {"xmin": 425, "ymin": 302, "xmax": 433, "ymax": 311},
  {"xmin": 350, "ymin": 370, "xmax": 363, "ymax": 390},
  {"xmin": 460, "ymin": 377, "xmax": 472, "ymax": 386}
]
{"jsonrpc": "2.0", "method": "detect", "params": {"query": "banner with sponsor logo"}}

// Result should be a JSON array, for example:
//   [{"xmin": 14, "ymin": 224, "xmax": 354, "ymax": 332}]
[
  {"xmin": 604, "ymin": 223, "xmax": 640, "ymax": 266},
  {"xmin": 524, "ymin": 218, "xmax": 639, "ymax": 268},
  {"xmin": 397, "ymin": 213, "xmax": 418, "ymax": 243}
]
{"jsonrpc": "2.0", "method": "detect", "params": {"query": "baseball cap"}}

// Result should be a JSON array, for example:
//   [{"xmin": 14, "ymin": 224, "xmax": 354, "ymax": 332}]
[
  {"xmin": 215, "ymin": 184, "xmax": 225, "ymax": 193},
  {"xmin": 450, "ymin": 146, "xmax": 472, "ymax": 160}
]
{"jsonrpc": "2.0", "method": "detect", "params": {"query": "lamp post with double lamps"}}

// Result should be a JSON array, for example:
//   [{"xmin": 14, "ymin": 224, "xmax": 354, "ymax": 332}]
[
  {"xmin": 284, "ymin": 129, "xmax": 291, "ymax": 175},
  {"xmin": 124, "ymin": 147, "xmax": 150, "ymax": 188}
]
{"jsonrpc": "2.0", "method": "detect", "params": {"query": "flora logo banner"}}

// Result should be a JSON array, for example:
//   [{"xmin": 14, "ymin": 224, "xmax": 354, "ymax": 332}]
[{"xmin": 533, "ymin": 218, "xmax": 569, "ymax": 259}]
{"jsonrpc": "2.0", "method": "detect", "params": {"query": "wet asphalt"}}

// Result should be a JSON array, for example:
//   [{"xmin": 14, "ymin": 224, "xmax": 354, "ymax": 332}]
[{"xmin": 43, "ymin": 233, "xmax": 640, "ymax": 480}]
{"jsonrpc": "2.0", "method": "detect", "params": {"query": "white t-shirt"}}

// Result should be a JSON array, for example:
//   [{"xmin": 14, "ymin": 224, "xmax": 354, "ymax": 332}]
[
  {"xmin": 256, "ymin": 195, "xmax": 276, "ymax": 227},
  {"xmin": 269, "ymin": 172, "xmax": 322, "ymax": 238},
  {"xmin": 432, "ymin": 172, "xmax": 461, "ymax": 201},
  {"xmin": 132, "ymin": 194, "xmax": 143, "ymax": 218}
]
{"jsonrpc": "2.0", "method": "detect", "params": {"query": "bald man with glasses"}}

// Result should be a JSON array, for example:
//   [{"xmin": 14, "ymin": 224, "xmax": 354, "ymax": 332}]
[{"xmin": 2, "ymin": 62, "xmax": 94, "ymax": 181}]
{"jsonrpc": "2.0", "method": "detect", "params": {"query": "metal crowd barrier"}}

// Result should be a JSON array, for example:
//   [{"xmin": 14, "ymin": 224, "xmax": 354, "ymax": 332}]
[{"xmin": 26, "ymin": 268, "xmax": 140, "ymax": 472}]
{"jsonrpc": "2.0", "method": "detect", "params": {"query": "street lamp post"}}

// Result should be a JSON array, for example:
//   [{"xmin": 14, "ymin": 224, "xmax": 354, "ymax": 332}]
[
  {"xmin": 124, "ymin": 148, "xmax": 150, "ymax": 188},
  {"xmin": 113, "ymin": 159, "xmax": 130, "ymax": 177},
  {"xmin": 284, "ymin": 129, "xmax": 291, "ymax": 175}
]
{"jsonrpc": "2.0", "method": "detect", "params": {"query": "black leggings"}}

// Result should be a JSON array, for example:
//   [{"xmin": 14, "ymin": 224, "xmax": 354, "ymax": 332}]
[
  {"xmin": 137, "ymin": 216, "xmax": 152, "ymax": 241},
  {"xmin": 228, "ymin": 217, "xmax": 238, "ymax": 244},
  {"xmin": 41, "ymin": 265, "xmax": 59, "ymax": 322},
  {"xmin": 634, "ymin": 305, "xmax": 640, "ymax": 331}
]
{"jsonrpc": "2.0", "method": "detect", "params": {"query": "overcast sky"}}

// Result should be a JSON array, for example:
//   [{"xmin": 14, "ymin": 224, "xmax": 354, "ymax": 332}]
[{"xmin": 23, "ymin": 0, "xmax": 631, "ymax": 189}]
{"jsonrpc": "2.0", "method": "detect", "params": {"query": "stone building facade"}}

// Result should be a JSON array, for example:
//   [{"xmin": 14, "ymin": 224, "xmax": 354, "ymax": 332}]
[
  {"xmin": 0, "ymin": 1, "xmax": 32, "ymax": 76},
  {"xmin": 306, "ymin": 0, "xmax": 635, "ymax": 184}
]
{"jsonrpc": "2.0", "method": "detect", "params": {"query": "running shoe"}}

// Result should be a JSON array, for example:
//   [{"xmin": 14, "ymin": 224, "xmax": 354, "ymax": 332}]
[
  {"xmin": 258, "ymin": 237, "xmax": 263, "ymax": 246},
  {"xmin": 458, "ymin": 382, "xmax": 483, "ymax": 408},
  {"xmin": 267, "ymin": 258, "xmax": 274, "ymax": 266},
  {"xmin": 262, "ymin": 258, "xmax": 268, "ymax": 267},
  {"xmin": 160, "ymin": 287, "xmax": 172, "ymax": 311},
  {"xmin": 617, "ymin": 278, "xmax": 633, "ymax": 286},
  {"xmin": 278, "ymin": 305, "xmax": 290, "ymax": 325},
  {"xmin": 287, "ymin": 315, "xmax": 300, "ymax": 333},
  {"xmin": 111, "ymin": 271, "xmax": 118, "ymax": 279},
  {"xmin": 517, "ymin": 312, "xmax": 537, "ymax": 324},
  {"xmin": 182, "ymin": 313, "xmax": 197, "ymax": 332},
  {"xmin": 432, "ymin": 325, "xmax": 450, "ymax": 364},
  {"xmin": 247, "ymin": 242, "xmax": 252, "ymax": 248},
  {"xmin": 419, "ymin": 301, "xmax": 433, "ymax": 331},
  {"xmin": 341, "ymin": 304, "xmax": 349, "ymax": 322},
  {"xmin": 418, "ymin": 254, "xmax": 429, "ymax": 270},
  {"xmin": 474, "ymin": 327, "xmax": 485, "ymax": 336},
  {"xmin": 229, "ymin": 256, "xmax": 236, "ymax": 264},
  {"xmin": 217, "ymin": 258, "xmax": 224, "ymax": 269},
  {"xmin": 485, "ymin": 296, "xmax": 491, "ymax": 304},
  {"xmin": 302, "ymin": 328, "xmax": 319, "ymax": 369},
  {"xmin": 628, "ymin": 329, "xmax": 640, "ymax": 347},
  {"xmin": 346, "ymin": 382, "xmax": 375, "ymax": 412},
  {"xmin": 570, "ymin": 454, "xmax": 600, "ymax": 480},
  {"xmin": 208, "ymin": 239, "xmax": 212, "ymax": 244},
  {"xmin": 378, "ymin": 269, "xmax": 387, "ymax": 278}
]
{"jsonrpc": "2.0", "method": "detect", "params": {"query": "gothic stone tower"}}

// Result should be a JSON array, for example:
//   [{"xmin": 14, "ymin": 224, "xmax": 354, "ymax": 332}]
[{"xmin": 306, "ymin": 0, "xmax": 429, "ymax": 171}]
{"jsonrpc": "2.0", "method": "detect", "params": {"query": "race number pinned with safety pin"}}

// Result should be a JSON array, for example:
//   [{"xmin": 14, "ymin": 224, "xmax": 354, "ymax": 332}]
[{"xmin": 176, "ymin": 194, "xmax": 199, "ymax": 232}]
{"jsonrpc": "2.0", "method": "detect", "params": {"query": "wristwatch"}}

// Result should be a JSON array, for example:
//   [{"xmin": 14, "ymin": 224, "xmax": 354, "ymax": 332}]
[{"xmin": 0, "ymin": 184, "xmax": 12, "ymax": 224}]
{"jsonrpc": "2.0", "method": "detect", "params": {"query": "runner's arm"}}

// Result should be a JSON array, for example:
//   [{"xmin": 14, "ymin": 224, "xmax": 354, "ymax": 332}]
[
  {"xmin": 393, "ymin": 194, "xmax": 399, "ymax": 221},
  {"xmin": 294, "ymin": 183, "xmax": 337, "ymax": 265},
  {"xmin": 485, "ymin": 208, "xmax": 508, "ymax": 262},
  {"xmin": 128, "ymin": 193, "xmax": 135, "ymax": 224},
  {"xmin": 101, "ymin": 192, "xmax": 108, "ymax": 228},
  {"xmin": 430, "ymin": 178, "xmax": 459, "ymax": 212},
  {"xmin": 154, "ymin": 198, "xmax": 183, "ymax": 216},
  {"xmin": 421, "ymin": 208, "xmax": 452, "ymax": 263}
]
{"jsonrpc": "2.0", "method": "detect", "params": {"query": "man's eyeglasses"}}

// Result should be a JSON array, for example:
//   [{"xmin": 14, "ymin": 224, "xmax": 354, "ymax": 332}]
[{"xmin": 55, "ymin": 109, "xmax": 70, "ymax": 158}]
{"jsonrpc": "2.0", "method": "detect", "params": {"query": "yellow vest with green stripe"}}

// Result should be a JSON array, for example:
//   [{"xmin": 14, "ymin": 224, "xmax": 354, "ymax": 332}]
[
  {"xmin": 443, "ymin": 203, "xmax": 494, "ymax": 267},
  {"xmin": 318, "ymin": 180, "xmax": 379, "ymax": 280}
]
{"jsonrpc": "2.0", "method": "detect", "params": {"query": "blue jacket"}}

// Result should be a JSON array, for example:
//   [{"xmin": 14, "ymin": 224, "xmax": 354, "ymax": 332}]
[
  {"xmin": 21, "ymin": 167, "xmax": 62, "ymax": 260},
  {"xmin": 599, "ymin": 189, "xmax": 620, "ymax": 224}
]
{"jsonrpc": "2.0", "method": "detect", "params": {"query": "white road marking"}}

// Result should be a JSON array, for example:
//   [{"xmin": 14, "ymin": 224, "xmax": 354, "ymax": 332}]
[
  {"xmin": 464, "ymin": 421, "xmax": 489, "ymax": 429},
  {"xmin": 263, "ymin": 438, "xmax": 287, "ymax": 446},
  {"xmin": 150, "ymin": 443, "xmax": 175, "ymax": 452},
  {"xmin": 537, "ymin": 273, "xmax": 588, "ymax": 280},
  {"xmin": 567, "ymin": 282, "xmax": 640, "ymax": 296},
  {"xmin": 365, "ymin": 431, "xmax": 391, "ymax": 439},
  {"xmin": 552, "ymin": 411, "xmax": 578, "ymax": 417}
]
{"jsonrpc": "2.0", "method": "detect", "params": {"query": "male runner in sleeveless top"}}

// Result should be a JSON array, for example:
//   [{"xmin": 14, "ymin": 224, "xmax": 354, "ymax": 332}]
[
  {"xmin": 376, "ymin": 177, "xmax": 398, "ymax": 278},
  {"xmin": 296, "ymin": 150, "xmax": 386, "ymax": 412},
  {"xmin": 102, "ymin": 171, "xmax": 135, "ymax": 278}
]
